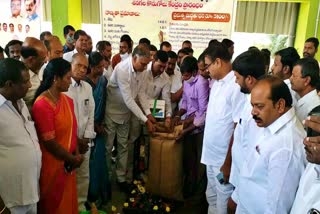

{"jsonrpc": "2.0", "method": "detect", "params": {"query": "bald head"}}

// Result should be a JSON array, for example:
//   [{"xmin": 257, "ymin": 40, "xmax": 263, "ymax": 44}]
[
  {"xmin": 71, "ymin": 53, "xmax": 88, "ymax": 64},
  {"xmin": 21, "ymin": 37, "xmax": 47, "ymax": 73},
  {"xmin": 44, "ymin": 35, "xmax": 63, "ymax": 60},
  {"xmin": 23, "ymin": 37, "xmax": 47, "ymax": 55}
]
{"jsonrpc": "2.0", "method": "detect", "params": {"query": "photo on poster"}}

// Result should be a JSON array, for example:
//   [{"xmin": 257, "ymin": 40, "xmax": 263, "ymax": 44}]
[{"xmin": 0, "ymin": 0, "xmax": 42, "ymax": 48}]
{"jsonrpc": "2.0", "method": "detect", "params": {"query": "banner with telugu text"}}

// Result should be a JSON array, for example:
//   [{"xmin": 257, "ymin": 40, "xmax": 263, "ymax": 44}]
[
  {"xmin": 101, "ymin": 0, "xmax": 235, "ymax": 56},
  {"xmin": 0, "ymin": 0, "xmax": 42, "ymax": 49}
]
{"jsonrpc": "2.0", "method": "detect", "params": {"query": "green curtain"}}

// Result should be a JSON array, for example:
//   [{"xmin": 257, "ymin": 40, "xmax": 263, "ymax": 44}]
[
  {"xmin": 235, "ymin": 1, "xmax": 299, "ymax": 36},
  {"xmin": 81, "ymin": 0, "xmax": 100, "ymax": 24},
  {"xmin": 42, "ymin": 0, "xmax": 100, "ymax": 24},
  {"xmin": 42, "ymin": 0, "xmax": 51, "ymax": 21}
]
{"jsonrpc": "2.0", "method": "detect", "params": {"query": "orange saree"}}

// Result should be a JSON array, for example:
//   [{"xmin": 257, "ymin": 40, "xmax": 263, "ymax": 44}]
[{"xmin": 32, "ymin": 94, "xmax": 78, "ymax": 214}]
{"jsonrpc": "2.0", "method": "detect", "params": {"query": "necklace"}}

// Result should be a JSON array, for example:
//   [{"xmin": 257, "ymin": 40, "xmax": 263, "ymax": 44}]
[{"xmin": 47, "ymin": 89, "xmax": 58, "ymax": 103}]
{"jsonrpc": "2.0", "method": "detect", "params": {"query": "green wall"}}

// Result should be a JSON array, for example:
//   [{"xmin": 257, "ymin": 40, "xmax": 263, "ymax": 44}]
[
  {"xmin": 294, "ymin": 0, "xmax": 320, "ymax": 60},
  {"xmin": 51, "ymin": 0, "xmax": 82, "ymax": 42}
]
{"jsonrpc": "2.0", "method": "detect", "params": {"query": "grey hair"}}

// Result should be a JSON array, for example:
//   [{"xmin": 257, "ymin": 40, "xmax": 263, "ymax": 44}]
[{"xmin": 132, "ymin": 44, "xmax": 150, "ymax": 58}]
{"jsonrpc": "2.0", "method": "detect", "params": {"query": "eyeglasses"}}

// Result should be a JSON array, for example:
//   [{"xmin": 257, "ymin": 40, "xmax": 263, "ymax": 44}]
[
  {"xmin": 308, "ymin": 208, "xmax": 320, "ymax": 214},
  {"xmin": 204, "ymin": 62, "xmax": 213, "ymax": 70}
]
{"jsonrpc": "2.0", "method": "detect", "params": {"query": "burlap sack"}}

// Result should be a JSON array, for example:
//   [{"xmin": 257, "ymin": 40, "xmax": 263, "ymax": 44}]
[{"xmin": 146, "ymin": 124, "xmax": 184, "ymax": 201}]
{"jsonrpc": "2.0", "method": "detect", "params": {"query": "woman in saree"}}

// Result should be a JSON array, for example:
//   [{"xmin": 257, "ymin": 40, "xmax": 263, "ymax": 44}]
[
  {"xmin": 32, "ymin": 58, "xmax": 83, "ymax": 214},
  {"xmin": 85, "ymin": 52, "xmax": 111, "ymax": 207}
]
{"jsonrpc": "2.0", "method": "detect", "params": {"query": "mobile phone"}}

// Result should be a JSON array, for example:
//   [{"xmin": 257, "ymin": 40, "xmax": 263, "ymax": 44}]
[
  {"xmin": 307, "ymin": 105, "xmax": 320, "ymax": 137},
  {"xmin": 64, "ymin": 162, "xmax": 73, "ymax": 174},
  {"xmin": 216, "ymin": 172, "xmax": 225, "ymax": 184}
]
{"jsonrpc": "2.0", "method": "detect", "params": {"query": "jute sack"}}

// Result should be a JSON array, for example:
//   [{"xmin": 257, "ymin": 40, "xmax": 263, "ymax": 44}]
[{"xmin": 146, "ymin": 124, "xmax": 184, "ymax": 201}]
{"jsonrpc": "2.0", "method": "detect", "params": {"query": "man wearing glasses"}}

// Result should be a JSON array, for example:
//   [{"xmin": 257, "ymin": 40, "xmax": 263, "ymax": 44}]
[{"xmin": 201, "ymin": 42, "xmax": 246, "ymax": 214}]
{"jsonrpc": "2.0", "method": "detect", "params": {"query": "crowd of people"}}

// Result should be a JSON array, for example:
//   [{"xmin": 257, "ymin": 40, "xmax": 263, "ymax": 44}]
[{"xmin": 0, "ymin": 23, "xmax": 320, "ymax": 214}]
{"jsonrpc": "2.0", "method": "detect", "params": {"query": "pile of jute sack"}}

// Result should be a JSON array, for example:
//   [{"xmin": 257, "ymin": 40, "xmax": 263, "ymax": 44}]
[
  {"xmin": 147, "ymin": 123, "xmax": 184, "ymax": 201},
  {"xmin": 123, "ymin": 123, "xmax": 184, "ymax": 213}
]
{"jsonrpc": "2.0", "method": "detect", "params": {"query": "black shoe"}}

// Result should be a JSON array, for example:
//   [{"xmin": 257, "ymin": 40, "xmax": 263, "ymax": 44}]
[
  {"xmin": 84, "ymin": 201, "xmax": 93, "ymax": 211},
  {"xmin": 117, "ymin": 181, "xmax": 129, "ymax": 193}
]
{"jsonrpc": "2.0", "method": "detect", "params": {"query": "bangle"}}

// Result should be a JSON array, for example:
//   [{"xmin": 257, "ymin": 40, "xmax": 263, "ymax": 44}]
[
  {"xmin": 0, "ymin": 206, "xmax": 7, "ymax": 214},
  {"xmin": 175, "ymin": 115, "xmax": 180, "ymax": 118}
]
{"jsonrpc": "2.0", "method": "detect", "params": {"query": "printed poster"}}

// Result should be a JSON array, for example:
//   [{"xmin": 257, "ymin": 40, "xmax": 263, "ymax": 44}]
[
  {"xmin": 101, "ymin": 0, "xmax": 235, "ymax": 56},
  {"xmin": 0, "ymin": 0, "xmax": 42, "ymax": 48}
]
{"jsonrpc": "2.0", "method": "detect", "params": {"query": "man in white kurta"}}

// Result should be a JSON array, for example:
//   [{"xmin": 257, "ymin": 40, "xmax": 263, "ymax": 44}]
[
  {"xmin": 290, "ymin": 57, "xmax": 320, "ymax": 122},
  {"xmin": 230, "ymin": 97, "xmax": 262, "ymax": 205},
  {"xmin": 65, "ymin": 53, "xmax": 96, "ymax": 211},
  {"xmin": 126, "ymin": 50, "xmax": 170, "ymax": 182},
  {"xmin": 202, "ymin": 43, "xmax": 246, "ymax": 214},
  {"xmin": 291, "ymin": 114, "xmax": 320, "ymax": 214},
  {"xmin": 105, "ymin": 45, "xmax": 155, "ymax": 186},
  {"xmin": 63, "ymin": 30, "xmax": 88, "ymax": 63},
  {"xmin": 236, "ymin": 77, "xmax": 305, "ymax": 214},
  {"xmin": 0, "ymin": 59, "xmax": 42, "ymax": 214},
  {"xmin": 271, "ymin": 47, "xmax": 300, "ymax": 106},
  {"xmin": 229, "ymin": 50, "xmax": 266, "ymax": 207},
  {"xmin": 290, "ymin": 164, "xmax": 320, "ymax": 214},
  {"xmin": 20, "ymin": 37, "xmax": 47, "ymax": 109}
]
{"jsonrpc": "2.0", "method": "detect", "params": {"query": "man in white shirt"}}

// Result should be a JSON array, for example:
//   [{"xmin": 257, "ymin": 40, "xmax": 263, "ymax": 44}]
[
  {"xmin": 291, "ymin": 114, "xmax": 320, "ymax": 213},
  {"xmin": 236, "ymin": 76, "xmax": 305, "ymax": 214},
  {"xmin": 64, "ymin": 53, "xmax": 96, "ymax": 211},
  {"xmin": 144, "ymin": 50, "xmax": 172, "ymax": 119},
  {"xmin": 127, "ymin": 50, "xmax": 171, "ymax": 182},
  {"xmin": 271, "ymin": 47, "xmax": 300, "ymax": 105},
  {"xmin": 290, "ymin": 57, "xmax": 320, "ymax": 122},
  {"xmin": 228, "ymin": 49, "xmax": 266, "ymax": 212},
  {"xmin": 63, "ymin": 30, "xmax": 88, "ymax": 63},
  {"xmin": 0, "ymin": 58, "xmax": 41, "ymax": 214},
  {"xmin": 20, "ymin": 37, "xmax": 47, "ymax": 108},
  {"xmin": 164, "ymin": 51, "xmax": 183, "ymax": 113},
  {"xmin": 105, "ymin": 44, "xmax": 155, "ymax": 190},
  {"xmin": 39, "ymin": 36, "xmax": 64, "ymax": 81},
  {"xmin": 201, "ymin": 42, "xmax": 246, "ymax": 214}
]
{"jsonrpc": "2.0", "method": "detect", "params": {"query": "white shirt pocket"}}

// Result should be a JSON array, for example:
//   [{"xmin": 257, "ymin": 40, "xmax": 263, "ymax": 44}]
[
  {"xmin": 83, "ymin": 99, "xmax": 90, "ymax": 115},
  {"xmin": 244, "ymin": 146, "xmax": 261, "ymax": 177}
]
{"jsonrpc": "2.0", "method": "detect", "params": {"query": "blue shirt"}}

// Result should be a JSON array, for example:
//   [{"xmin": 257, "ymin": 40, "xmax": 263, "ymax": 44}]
[
  {"xmin": 26, "ymin": 13, "xmax": 39, "ymax": 21},
  {"xmin": 63, "ymin": 44, "xmax": 74, "ymax": 54}
]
